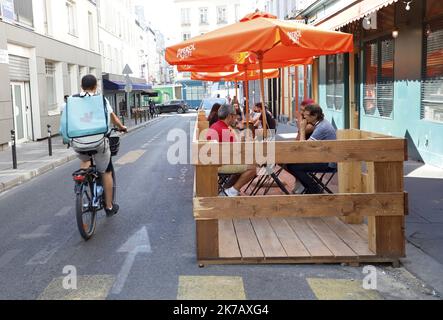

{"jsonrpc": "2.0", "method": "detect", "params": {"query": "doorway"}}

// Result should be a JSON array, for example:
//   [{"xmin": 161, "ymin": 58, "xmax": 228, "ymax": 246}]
[{"xmin": 10, "ymin": 82, "xmax": 32, "ymax": 143}]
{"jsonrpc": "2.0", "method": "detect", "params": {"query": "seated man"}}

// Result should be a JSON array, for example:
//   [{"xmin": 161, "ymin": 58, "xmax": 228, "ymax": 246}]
[
  {"xmin": 207, "ymin": 104, "xmax": 256, "ymax": 197},
  {"xmin": 253, "ymin": 103, "xmax": 276, "ymax": 131},
  {"xmin": 295, "ymin": 99, "xmax": 315, "ymax": 140},
  {"xmin": 286, "ymin": 104, "xmax": 336, "ymax": 194}
]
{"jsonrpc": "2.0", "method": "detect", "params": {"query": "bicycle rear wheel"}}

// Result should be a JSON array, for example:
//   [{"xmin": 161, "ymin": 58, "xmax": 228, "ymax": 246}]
[{"xmin": 76, "ymin": 181, "xmax": 97, "ymax": 240}]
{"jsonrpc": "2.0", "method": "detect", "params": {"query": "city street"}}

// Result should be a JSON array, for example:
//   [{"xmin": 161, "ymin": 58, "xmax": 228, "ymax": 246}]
[{"xmin": 0, "ymin": 113, "xmax": 437, "ymax": 300}]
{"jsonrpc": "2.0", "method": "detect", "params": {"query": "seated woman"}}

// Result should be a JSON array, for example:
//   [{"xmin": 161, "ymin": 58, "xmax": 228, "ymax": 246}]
[
  {"xmin": 207, "ymin": 103, "xmax": 222, "ymax": 127},
  {"xmin": 286, "ymin": 104, "xmax": 337, "ymax": 194}
]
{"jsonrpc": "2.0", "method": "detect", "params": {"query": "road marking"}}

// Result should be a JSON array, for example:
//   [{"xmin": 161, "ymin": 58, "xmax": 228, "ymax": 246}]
[
  {"xmin": 307, "ymin": 278, "xmax": 382, "ymax": 300},
  {"xmin": 177, "ymin": 276, "xmax": 246, "ymax": 300},
  {"xmin": 0, "ymin": 250, "xmax": 21, "ymax": 269},
  {"xmin": 38, "ymin": 275, "xmax": 115, "ymax": 300},
  {"xmin": 19, "ymin": 225, "xmax": 51, "ymax": 240},
  {"xmin": 115, "ymin": 150, "xmax": 146, "ymax": 165},
  {"xmin": 55, "ymin": 206, "xmax": 72, "ymax": 217},
  {"xmin": 111, "ymin": 226, "xmax": 151, "ymax": 295},
  {"xmin": 26, "ymin": 244, "xmax": 61, "ymax": 265}
]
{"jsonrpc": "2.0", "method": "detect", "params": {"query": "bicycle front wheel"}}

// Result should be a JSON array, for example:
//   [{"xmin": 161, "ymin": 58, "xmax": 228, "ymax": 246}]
[{"xmin": 76, "ymin": 182, "xmax": 97, "ymax": 241}]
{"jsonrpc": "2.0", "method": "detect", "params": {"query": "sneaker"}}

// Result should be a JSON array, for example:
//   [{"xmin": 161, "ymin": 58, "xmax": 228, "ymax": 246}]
[
  {"xmin": 292, "ymin": 181, "xmax": 305, "ymax": 194},
  {"xmin": 220, "ymin": 187, "xmax": 239, "ymax": 197},
  {"xmin": 105, "ymin": 203, "xmax": 120, "ymax": 217}
]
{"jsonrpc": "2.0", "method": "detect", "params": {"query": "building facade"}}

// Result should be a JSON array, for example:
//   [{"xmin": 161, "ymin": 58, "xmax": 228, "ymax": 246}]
[
  {"xmin": 0, "ymin": 0, "xmax": 101, "ymax": 148},
  {"xmin": 97, "ymin": 0, "xmax": 167, "ymax": 117},
  {"xmin": 290, "ymin": 0, "xmax": 443, "ymax": 169}
]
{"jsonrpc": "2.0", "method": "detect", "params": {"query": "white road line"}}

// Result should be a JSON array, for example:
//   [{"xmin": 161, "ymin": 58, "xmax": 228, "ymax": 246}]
[
  {"xmin": 111, "ymin": 226, "xmax": 151, "ymax": 295},
  {"xmin": 0, "ymin": 250, "xmax": 21, "ymax": 269},
  {"xmin": 55, "ymin": 206, "xmax": 72, "ymax": 217},
  {"xmin": 19, "ymin": 225, "xmax": 51, "ymax": 240},
  {"xmin": 26, "ymin": 244, "xmax": 61, "ymax": 265}
]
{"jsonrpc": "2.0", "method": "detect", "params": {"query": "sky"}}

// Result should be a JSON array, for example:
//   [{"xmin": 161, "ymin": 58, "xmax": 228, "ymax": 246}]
[{"xmin": 135, "ymin": 0, "xmax": 258, "ymax": 46}]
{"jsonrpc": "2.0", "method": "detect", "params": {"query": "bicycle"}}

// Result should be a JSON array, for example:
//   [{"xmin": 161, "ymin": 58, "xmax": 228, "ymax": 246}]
[{"xmin": 72, "ymin": 128, "xmax": 121, "ymax": 240}]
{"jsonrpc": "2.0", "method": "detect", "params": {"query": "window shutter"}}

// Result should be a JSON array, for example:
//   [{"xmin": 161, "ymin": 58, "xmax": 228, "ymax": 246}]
[
  {"xmin": 422, "ymin": 19, "xmax": 443, "ymax": 122},
  {"xmin": 377, "ymin": 39, "xmax": 394, "ymax": 118},
  {"xmin": 326, "ymin": 55, "xmax": 335, "ymax": 109},
  {"xmin": 363, "ymin": 42, "xmax": 378, "ymax": 116}
]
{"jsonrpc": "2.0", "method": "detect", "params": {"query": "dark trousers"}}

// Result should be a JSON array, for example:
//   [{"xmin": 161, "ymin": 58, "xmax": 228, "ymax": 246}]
[{"xmin": 286, "ymin": 163, "xmax": 331, "ymax": 194}]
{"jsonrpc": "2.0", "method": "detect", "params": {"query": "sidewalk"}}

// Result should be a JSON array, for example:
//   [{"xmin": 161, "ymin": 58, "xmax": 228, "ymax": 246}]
[
  {"xmin": 275, "ymin": 121, "xmax": 443, "ymax": 296},
  {"xmin": 0, "ymin": 115, "xmax": 163, "ymax": 194}
]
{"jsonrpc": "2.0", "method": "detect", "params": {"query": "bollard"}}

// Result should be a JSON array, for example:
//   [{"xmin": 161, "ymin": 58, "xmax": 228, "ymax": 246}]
[
  {"xmin": 144, "ymin": 110, "xmax": 147, "ymax": 122},
  {"xmin": 11, "ymin": 130, "xmax": 17, "ymax": 169},
  {"xmin": 121, "ymin": 115, "xmax": 125, "ymax": 126},
  {"xmin": 135, "ymin": 110, "xmax": 138, "ymax": 125},
  {"xmin": 47, "ymin": 125, "xmax": 53, "ymax": 157}
]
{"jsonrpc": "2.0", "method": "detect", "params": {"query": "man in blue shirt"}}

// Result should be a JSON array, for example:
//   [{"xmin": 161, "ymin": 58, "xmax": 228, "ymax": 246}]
[{"xmin": 286, "ymin": 104, "xmax": 336, "ymax": 194}]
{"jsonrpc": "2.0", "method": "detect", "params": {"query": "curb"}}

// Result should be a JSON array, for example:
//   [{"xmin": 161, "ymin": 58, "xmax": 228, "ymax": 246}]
[
  {"xmin": 400, "ymin": 242, "xmax": 443, "ymax": 297},
  {"xmin": 0, "ymin": 117, "xmax": 163, "ymax": 195}
]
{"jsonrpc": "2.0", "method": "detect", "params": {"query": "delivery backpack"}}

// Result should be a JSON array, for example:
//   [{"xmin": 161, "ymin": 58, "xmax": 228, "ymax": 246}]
[{"xmin": 60, "ymin": 94, "xmax": 109, "ymax": 153}]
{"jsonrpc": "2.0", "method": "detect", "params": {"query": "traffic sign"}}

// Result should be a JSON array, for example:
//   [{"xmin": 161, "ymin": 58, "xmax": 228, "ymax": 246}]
[{"xmin": 122, "ymin": 64, "xmax": 133, "ymax": 75}]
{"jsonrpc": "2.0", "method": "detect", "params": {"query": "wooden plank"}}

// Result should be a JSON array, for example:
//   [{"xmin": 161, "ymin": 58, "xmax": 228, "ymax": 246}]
[
  {"xmin": 194, "ymin": 193, "xmax": 406, "ymax": 219},
  {"xmin": 195, "ymin": 165, "xmax": 219, "ymax": 259},
  {"xmin": 338, "ymin": 130, "xmax": 364, "ymax": 224},
  {"xmin": 322, "ymin": 217, "xmax": 374, "ymax": 255},
  {"xmin": 348, "ymin": 223, "xmax": 369, "ymax": 241},
  {"xmin": 250, "ymin": 219, "xmax": 287, "ymax": 258},
  {"xmin": 286, "ymin": 218, "xmax": 332, "ymax": 257},
  {"xmin": 233, "ymin": 219, "xmax": 264, "ymax": 258},
  {"xmin": 218, "ymin": 220, "xmax": 241, "ymax": 258},
  {"xmin": 306, "ymin": 218, "xmax": 356, "ymax": 257},
  {"xmin": 193, "ymin": 138, "xmax": 406, "ymax": 165},
  {"xmin": 368, "ymin": 162, "xmax": 405, "ymax": 257},
  {"xmin": 199, "ymin": 256, "xmax": 398, "ymax": 265},
  {"xmin": 268, "ymin": 218, "xmax": 310, "ymax": 257}
]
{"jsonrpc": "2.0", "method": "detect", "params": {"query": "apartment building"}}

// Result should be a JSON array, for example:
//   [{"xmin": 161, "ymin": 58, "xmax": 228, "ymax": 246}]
[{"xmin": 0, "ymin": 0, "xmax": 101, "ymax": 148}]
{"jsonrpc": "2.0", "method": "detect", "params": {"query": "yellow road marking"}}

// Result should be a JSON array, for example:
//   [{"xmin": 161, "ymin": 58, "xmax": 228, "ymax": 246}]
[
  {"xmin": 307, "ymin": 278, "xmax": 383, "ymax": 300},
  {"xmin": 38, "ymin": 275, "xmax": 115, "ymax": 300},
  {"xmin": 177, "ymin": 276, "xmax": 246, "ymax": 300},
  {"xmin": 115, "ymin": 150, "xmax": 146, "ymax": 165}
]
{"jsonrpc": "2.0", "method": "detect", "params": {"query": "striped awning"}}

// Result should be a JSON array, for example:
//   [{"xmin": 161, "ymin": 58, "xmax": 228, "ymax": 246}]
[{"xmin": 314, "ymin": 0, "xmax": 399, "ymax": 30}]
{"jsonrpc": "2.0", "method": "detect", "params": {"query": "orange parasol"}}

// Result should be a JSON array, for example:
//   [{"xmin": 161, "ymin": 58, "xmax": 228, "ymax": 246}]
[
  {"xmin": 166, "ymin": 12, "xmax": 352, "ymax": 132},
  {"xmin": 177, "ymin": 64, "xmax": 236, "ymax": 72},
  {"xmin": 190, "ymin": 69, "xmax": 279, "ymax": 82}
]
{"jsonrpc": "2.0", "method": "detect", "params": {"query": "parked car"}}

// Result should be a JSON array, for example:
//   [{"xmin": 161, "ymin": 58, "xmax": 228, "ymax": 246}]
[
  {"xmin": 156, "ymin": 100, "xmax": 189, "ymax": 114},
  {"xmin": 199, "ymin": 97, "xmax": 228, "ymax": 117}
]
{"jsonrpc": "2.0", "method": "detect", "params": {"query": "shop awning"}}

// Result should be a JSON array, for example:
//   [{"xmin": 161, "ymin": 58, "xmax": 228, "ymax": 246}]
[
  {"xmin": 312, "ymin": 0, "xmax": 399, "ymax": 30},
  {"xmin": 103, "ymin": 79, "xmax": 153, "ymax": 91}
]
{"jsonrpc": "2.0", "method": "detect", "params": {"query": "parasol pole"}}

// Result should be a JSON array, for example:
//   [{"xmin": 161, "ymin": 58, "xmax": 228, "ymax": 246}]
[
  {"xmin": 244, "ymin": 69, "xmax": 250, "ymax": 125},
  {"xmin": 257, "ymin": 52, "xmax": 268, "ymax": 137},
  {"xmin": 235, "ymin": 81, "xmax": 238, "ymax": 102}
]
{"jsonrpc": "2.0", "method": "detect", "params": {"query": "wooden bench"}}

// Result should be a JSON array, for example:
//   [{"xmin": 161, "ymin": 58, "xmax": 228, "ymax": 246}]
[{"xmin": 192, "ymin": 111, "xmax": 408, "ymax": 267}]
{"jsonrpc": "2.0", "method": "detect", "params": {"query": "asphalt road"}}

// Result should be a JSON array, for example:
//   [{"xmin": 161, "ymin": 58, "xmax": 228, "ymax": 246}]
[{"xmin": 0, "ymin": 113, "xmax": 437, "ymax": 300}]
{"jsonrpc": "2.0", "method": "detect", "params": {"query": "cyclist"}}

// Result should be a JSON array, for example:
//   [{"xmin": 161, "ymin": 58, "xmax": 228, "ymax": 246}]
[{"xmin": 75, "ymin": 74, "xmax": 127, "ymax": 216}]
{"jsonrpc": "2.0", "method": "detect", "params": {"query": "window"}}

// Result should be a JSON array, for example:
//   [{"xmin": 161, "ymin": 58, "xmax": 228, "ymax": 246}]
[
  {"xmin": 45, "ymin": 62, "xmax": 57, "ymax": 111},
  {"xmin": 234, "ymin": 4, "xmax": 240, "ymax": 22},
  {"xmin": 66, "ymin": 1, "xmax": 77, "ymax": 36},
  {"xmin": 13, "ymin": 0, "xmax": 34, "ymax": 27},
  {"xmin": 199, "ymin": 7, "xmax": 208, "ymax": 25},
  {"xmin": 217, "ymin": 6, "xmax": 227, "ymax": 24},
  {"xmin": 422, "ymin": 19, "xmax": 443, "ymax": 122},
  {"xmin": 363, "ymin": 38, "xmax": 394, "ymax": 118},
  {"xmin": 181, "ymin": 8, "xmax": 190, "ymax": 26},
  {"xmin": 183, "ymin": 33, "xmax": 191, "ymax": 41},
  {"xmin": 88, "ymin": 12, "xmax": 95, "ymax": 50},
  {"xmin": 326, "ymin": 54, "xmax": 345, "ymax": 111}
]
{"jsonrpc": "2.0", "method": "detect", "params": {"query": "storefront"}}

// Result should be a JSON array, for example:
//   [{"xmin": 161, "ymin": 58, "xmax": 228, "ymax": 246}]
[
  {"xmin": 296, "ymin": 0, "xmax": 443, "ymax": 168},
  {"xmin": 102, "ymin": 73, "xmax": 153, "ymax": 117}
]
